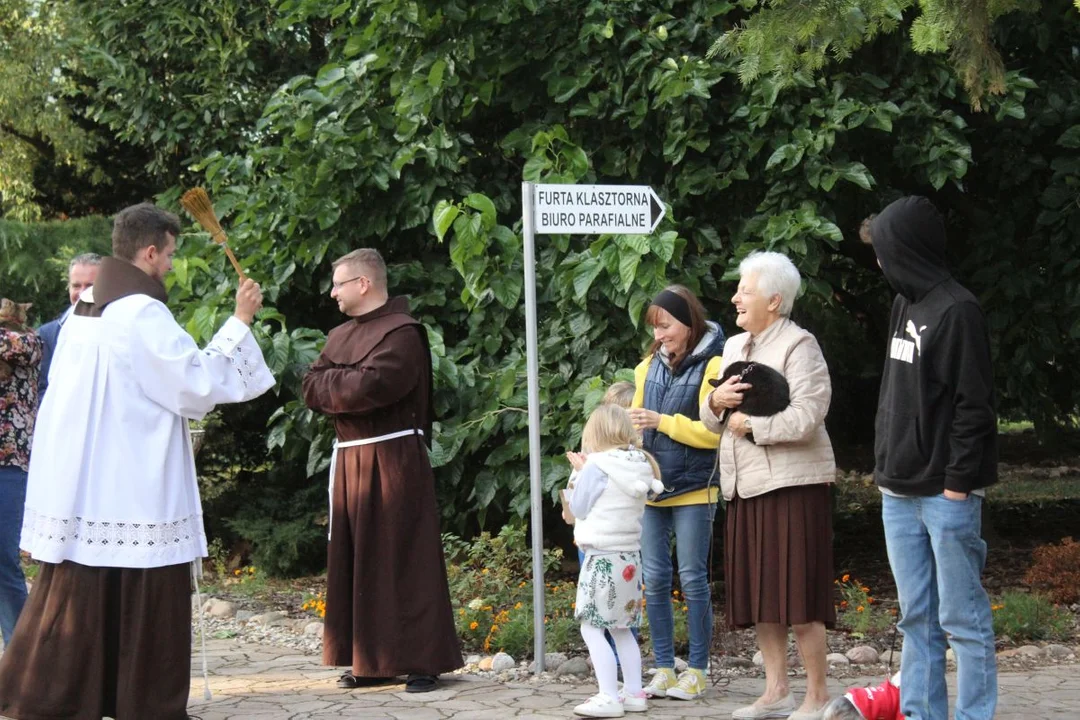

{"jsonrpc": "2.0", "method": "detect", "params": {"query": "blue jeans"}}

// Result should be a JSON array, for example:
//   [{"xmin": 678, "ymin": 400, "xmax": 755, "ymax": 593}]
[
  {"xmin": 883, "ymin": 493, "xmax": 997, "ymax": 720},
  {"xmin": 0, "ymin": 466, "xmax": 29, "ymax": 645},
  {"xmin": 577, "ymin": 548, "xmax": 640, "ymax": 665},
  {"xmin": 640, "ymin": 503, "xmax": 715, "ymax": 670}
]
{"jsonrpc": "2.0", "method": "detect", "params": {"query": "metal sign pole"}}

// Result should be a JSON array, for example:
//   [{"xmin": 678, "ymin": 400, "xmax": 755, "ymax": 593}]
[{"xmin": 521, "ymin": 181, "xmax": 547, "ymax": 673}]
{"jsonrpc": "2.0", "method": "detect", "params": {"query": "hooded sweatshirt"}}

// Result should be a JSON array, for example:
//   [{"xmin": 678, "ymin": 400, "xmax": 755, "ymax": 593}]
[
  {"xmin": 870, "ymin": 197, "xmax": 997, "ymax": 496},
  {"xmin": 570, "ymin": 448, "xmax": 665, "ymax": 552}
]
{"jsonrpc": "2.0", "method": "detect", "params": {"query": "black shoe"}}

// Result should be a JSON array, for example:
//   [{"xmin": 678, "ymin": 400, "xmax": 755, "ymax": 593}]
[
  {"xmin": 337, "ymin": 671, "xmax": 394, "ymax": 688},
  {"xmin": 405, "ymin": 673, "xmax": 439, "ymax": 693}
]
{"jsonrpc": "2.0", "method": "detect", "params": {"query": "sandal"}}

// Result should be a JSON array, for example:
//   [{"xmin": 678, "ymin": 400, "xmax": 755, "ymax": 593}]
[
  {"xmin": 405, "ymin": 673, "xmax": 439, "ymax": 693},
  {"xmin": 336, "ymin": 671, "xmax": 394, "ymax": 688}
]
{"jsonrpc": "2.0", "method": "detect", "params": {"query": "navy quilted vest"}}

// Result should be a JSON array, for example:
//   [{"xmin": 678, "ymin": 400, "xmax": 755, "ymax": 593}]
[{"xmin": 642, "ymin": 325, "xmax": 726, "ymax": 499}]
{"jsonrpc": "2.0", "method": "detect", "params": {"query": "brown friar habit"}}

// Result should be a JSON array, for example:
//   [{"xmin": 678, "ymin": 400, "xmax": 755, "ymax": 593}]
[
  {"xmin": 0, "ymin": 257, "xmax": 192, "ymax": 720},
  {"xmin": 302, "ymin": 297, "xmax": 463, "ymax": 677}
]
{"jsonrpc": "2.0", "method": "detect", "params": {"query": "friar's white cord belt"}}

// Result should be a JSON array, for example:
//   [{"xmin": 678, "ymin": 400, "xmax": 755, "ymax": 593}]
[{"xmin": 327, "ymin": 429, "xmax": 424, "ymax": 540}]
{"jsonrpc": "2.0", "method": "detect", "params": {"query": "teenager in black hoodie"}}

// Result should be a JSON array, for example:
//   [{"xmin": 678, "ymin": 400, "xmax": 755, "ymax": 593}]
[{"xmin": 865, "ymin": 196, "xmax": 997, "ymax": 720}]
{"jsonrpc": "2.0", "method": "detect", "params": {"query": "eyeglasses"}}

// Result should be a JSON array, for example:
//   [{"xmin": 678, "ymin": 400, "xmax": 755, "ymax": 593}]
[{"xmin": 332, "ymin": 275, "xmax": 367, "ymax": 290}]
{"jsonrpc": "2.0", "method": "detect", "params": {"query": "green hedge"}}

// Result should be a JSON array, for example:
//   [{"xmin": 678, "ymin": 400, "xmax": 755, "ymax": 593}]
[{"xmin": 0, "ymin": 216, "xmax": 113, "ymax": 325}]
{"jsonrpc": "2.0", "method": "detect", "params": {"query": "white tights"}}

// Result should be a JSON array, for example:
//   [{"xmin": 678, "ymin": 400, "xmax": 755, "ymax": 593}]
[{"xmin": 580, "ymin": 623, "xmax": 643, "ymax": 699}]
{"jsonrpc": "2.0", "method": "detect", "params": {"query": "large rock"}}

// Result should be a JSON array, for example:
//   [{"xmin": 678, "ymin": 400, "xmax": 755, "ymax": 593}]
[
  {"xmin": 1045, "ymin": 644, "xmax": 1074, "ymax": 659},
  {"xmin": 1018, "ymin": 645, "xmax": 1043, "ymax": 658},
  {"xmin": 879, "ymin": 649, "xmax": 901, "ymax": 666},
  {"xmin": 235, "ymin": 610, "xmax": 255, "ymax": 623},
  {"xmin": 555, "ymin": 656, "xmax": 591, "ymax": 676},
  {"xmin": 529, "ymin": 653, "xmax": 568, "ymax": 672},
  {"xmin": 465, "ymin": 654, "xmax": 483, "ymax": 666},
  {"xmin": 826, "ymin": 653, "xmax": 850, "ymax": 666},
  {"xmin": 478, "ymin": 656, "xmax": 495, "ymax": 671},
  {"xmin": 303, "ymin": 621, "xmax": 324, "ymax": 638},
  {"xmin": 201, "ymin": 598, "xmax": 237, "ymax": 619},
  {"xmin": 718, "ymin": 656, "xmax": 754, "ymax": 669},
  {"xmin": 846, "ymin": 646, "xmax": 880, "ymax": 665},
  {"xmin": 674, "ymin": 657, "xmax": 688, "ymax": 672},
  {"xmin": 491, "ymin": 652, "xmax": 516, "ymax": 672},
  {"xmin": 248, "ymin": 611, "xmax": 289, "ymax": 627}
]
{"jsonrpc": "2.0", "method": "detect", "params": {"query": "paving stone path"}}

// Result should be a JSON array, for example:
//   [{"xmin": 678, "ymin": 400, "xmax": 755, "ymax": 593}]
[{"xmin": 188, "ymin": 639, "xmax": 1080, "ymax": 719}]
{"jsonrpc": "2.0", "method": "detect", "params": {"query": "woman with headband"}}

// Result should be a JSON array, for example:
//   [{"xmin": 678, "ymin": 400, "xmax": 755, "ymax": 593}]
[{"xmin": 627, "ymin": 285, "xmax": 725, "ymax": 702}]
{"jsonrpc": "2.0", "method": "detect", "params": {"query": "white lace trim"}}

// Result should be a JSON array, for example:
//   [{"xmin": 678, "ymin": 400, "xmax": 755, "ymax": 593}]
[
  {"xmin": 206, "ymin": 319, "xmax": 263, "ymax": 392},
  {"xmin": 21, "ymin": 507, "xmax": 200, "ymax": 550},
  {"xmin": 229, "ymin": 342, "xmax": 259, "ymax": 389}
]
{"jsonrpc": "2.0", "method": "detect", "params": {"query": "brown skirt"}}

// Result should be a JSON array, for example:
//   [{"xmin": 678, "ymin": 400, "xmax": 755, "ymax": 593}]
[
  {"xmin": 725, "ymin": 483, "xmax": 836, "ymax": 629},
  {"xmin": 0, "ymin": 560, "xmax": 192, "ymax": 720}
]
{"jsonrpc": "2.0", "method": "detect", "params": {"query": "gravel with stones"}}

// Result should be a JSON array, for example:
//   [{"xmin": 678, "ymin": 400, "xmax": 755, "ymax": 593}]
[{"xmin": 194, "ymin": 594, "xmax": 1080, "ymax": 688}]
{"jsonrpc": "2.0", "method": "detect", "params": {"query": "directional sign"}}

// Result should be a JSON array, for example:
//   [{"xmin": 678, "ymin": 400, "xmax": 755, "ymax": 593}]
[{"xmin": 533, "ymin": 184, "xmax": 665, "ymax": 235}]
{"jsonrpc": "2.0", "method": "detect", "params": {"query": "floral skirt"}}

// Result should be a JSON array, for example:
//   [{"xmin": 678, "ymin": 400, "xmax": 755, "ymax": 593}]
[{"xmin": 574, "ymin": 550, "xmax": 644, "ymax": 630}]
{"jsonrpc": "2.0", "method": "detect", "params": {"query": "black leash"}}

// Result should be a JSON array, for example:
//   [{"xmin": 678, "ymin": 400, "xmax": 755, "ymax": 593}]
[{"xmin": 886, "ymin": 608, "xmax": 901, "ymax": 677}]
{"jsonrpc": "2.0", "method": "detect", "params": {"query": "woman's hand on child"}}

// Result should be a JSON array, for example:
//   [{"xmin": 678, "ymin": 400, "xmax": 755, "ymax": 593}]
[
  {"xmin": 709, "ymin": 374, "xmax": 751, "ymax": 413},
  {"xmin": 566, "ymin": 451, "xmax": 587, "ymax": 471}
]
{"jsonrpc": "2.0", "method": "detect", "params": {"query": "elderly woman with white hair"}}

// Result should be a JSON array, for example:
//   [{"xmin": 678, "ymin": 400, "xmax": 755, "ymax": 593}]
[{"xmin": 702, "ymin": 251, "xmax": 836, "ymax": 720}]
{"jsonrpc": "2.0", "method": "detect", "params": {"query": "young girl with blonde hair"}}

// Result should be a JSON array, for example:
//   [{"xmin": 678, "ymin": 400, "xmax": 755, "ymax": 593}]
[{"xmin": 567, "ymin": 403, "xmax": 665, "ymax": 718}]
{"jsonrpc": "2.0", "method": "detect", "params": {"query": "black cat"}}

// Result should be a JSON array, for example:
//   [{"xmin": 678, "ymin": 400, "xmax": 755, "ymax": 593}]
[{"xmin": 707, "ymin": 361, "xmax": 791, "ymax": 443}]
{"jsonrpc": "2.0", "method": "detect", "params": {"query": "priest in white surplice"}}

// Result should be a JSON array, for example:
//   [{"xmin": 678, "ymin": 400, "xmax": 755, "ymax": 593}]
[{"xmin": 0, "ymin": 202, "xmax": 275, "ymax": 720}]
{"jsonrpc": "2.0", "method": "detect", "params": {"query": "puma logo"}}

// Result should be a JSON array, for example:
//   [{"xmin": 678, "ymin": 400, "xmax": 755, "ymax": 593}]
[{"xmin": 905, "ymin": 320, "xmax": 927, "ymax": 356}]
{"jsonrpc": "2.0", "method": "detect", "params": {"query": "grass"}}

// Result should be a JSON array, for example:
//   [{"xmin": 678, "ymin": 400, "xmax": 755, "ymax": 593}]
[
  {"xmin": 834, "ymin": 468, "xmax": 1080, "ymax": 513},
  {"xmin": 992, "ymin": 590, "xmax": 1074, "ymax": 642},
  {"xmin": 998, "ymin": 419, "xmax": 1035, "ymax": 434}
]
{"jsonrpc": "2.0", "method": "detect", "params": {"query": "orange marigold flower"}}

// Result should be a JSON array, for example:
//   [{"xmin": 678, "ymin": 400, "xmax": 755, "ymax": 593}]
[
  {"xmin": 514, "ymin": 602, "xmax": 522, "ymax": 610},
  {"xmin": 841, "ymin": 574, "xmax": 850, "ymax": 583},
  {"xmin": 861, "ymin": 586, "xmax": 870, "ymax": 593},
  {"xmin": 482, "ymin": 568, "xmax": 489, "ymax": 574},
  {"xmin": 233, "ymin": 569, "xmax": 241, "ymax": 576},
  {"xmin": 856, "ymin": 605, "xmax": 865, "ymax": 613},
  {"xmin": 840, "ymin": 601, "xmax": 848, "ymax": 608},
  {"xmin": 469, "ymin": 621, "xmax": 479, "ymax": 630}
]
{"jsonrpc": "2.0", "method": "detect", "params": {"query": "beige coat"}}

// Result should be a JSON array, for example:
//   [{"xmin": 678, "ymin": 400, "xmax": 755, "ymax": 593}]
[{"xmin": 700, "ymin": 318, "xmax": 836, "ymax": 500}]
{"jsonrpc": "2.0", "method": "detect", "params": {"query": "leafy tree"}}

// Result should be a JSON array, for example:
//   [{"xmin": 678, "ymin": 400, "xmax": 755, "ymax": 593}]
[
  {"xmin": 0, "ymin": 216, "xmax": 112, "ymax": 322},
  {"xmin": 188, "ymin": 0, "xmax": 1052, "ymax": 541},
  {"xmin": 709, "ymin": 0, "xmax": 1053, "ymax": 109},
  {"xmin": 9, "ymin": 0, "xmax": 1078, "ymax": 572},
  {"xmin": 0, "ymin": 0, "xmax": 97, "ymax": 219}
]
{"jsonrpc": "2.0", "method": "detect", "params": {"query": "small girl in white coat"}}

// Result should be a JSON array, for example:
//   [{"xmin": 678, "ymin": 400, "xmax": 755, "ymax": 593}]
[{"xmin": 568, "ymin": 403, "xmax": 665, "ymax": 718}]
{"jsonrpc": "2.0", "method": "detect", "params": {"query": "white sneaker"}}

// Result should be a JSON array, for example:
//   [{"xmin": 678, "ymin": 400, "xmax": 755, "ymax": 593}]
[
  {"xmin": 620, "ymin": 690, "xmax": 648, "ymax": 713},
  {"xmin": 643, "ymin": 667, "xmax": 678, "ymax": 698},
  {"xmin": 666, "ymin": 668, "xmax": 707, "ymax": 700},
  {"xmin": 574, "ymin": 692, "xmax": 626, "ymax": 718}
]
